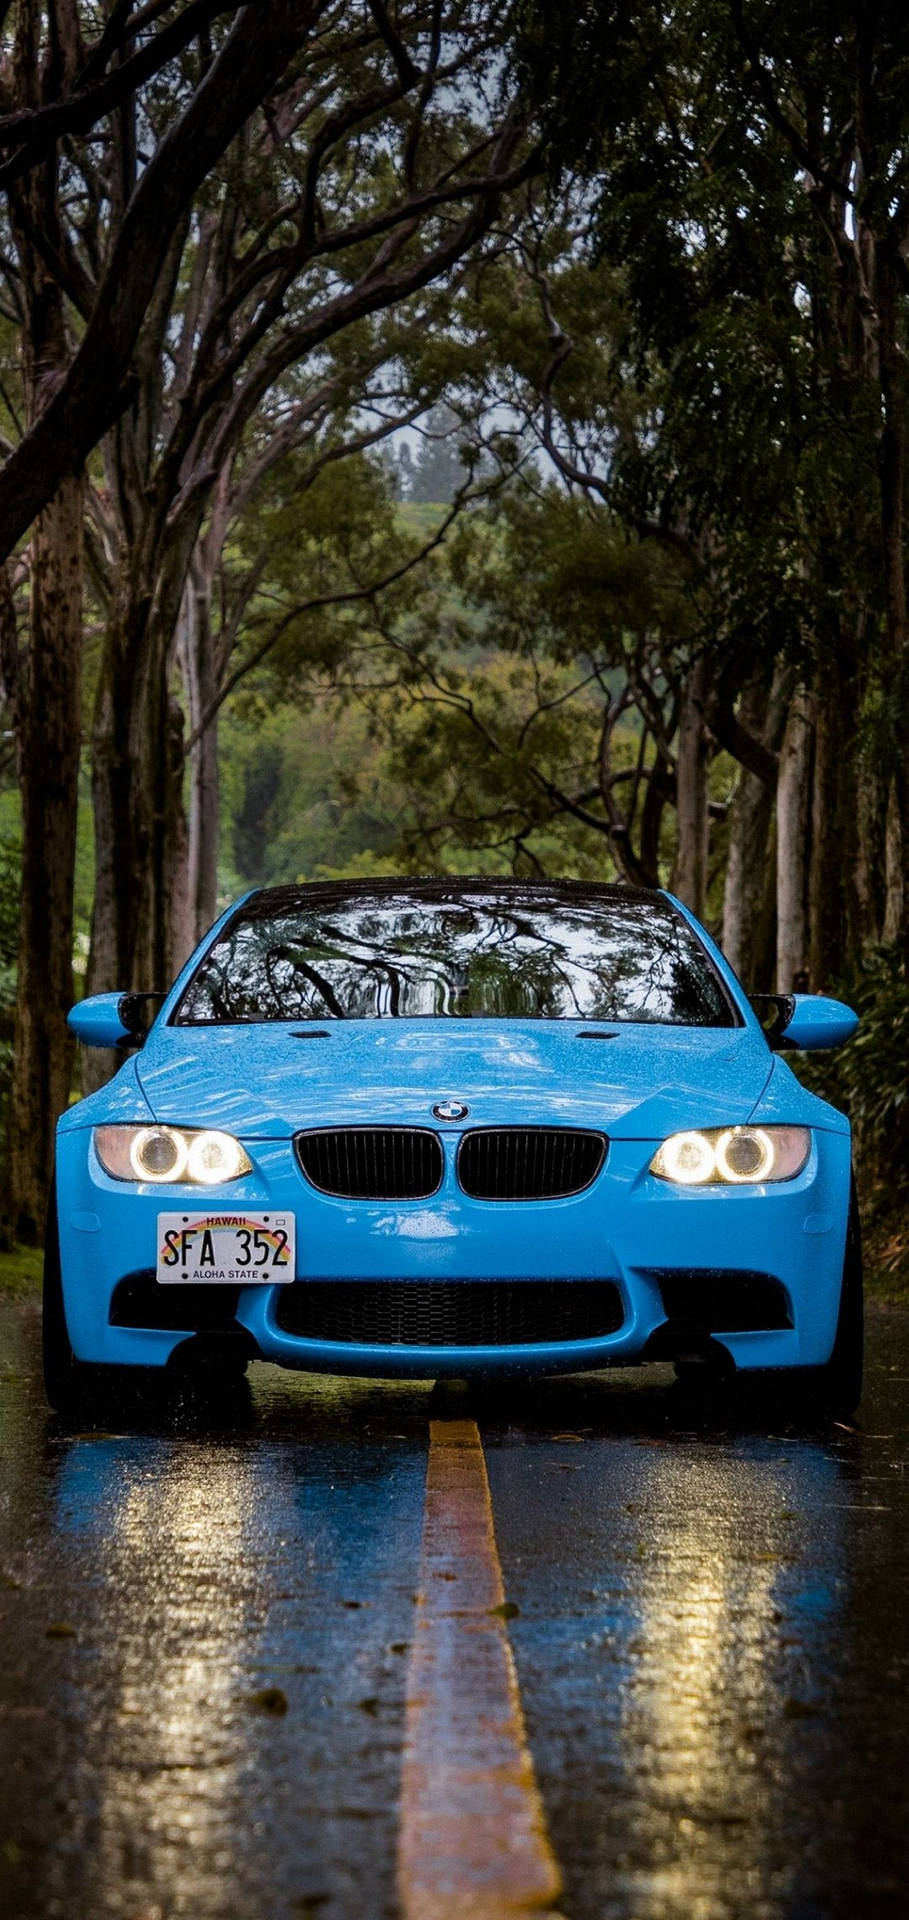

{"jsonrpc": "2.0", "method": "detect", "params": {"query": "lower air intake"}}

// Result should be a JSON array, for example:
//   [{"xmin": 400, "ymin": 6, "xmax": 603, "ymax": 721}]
[
  {"xmin": 457, "ymin": 1128, "xmax": 606, "ymax": 1200},
  {"xmin": 109, "ymin": 1271, "xmax": 241, "ymax": 1331},
  {"xmin": 274, "ymin": 1278, "xmax": 624, "ymax": 1346},
  {"xmin": 295, "ymin": 1127, "xmax": 443, "ymax": 1199},
  {"xmin": 656, "ymin": 1271, "xmax": 792, "ymax": 1333}
]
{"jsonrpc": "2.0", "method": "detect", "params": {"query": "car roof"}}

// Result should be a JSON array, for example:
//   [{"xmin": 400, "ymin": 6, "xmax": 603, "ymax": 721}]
[{"xmin": 238, "ymin": 877, "xmax": 673, "ymax": 917}]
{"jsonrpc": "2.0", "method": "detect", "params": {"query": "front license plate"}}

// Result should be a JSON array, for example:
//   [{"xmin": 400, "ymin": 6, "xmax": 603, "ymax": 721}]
[{"xmin": 156, "ymin": 1212, "xmax": 295, "ymax": 1284}]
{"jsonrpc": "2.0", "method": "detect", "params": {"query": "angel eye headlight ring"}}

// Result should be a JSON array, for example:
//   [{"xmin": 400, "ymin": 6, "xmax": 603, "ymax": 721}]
[
  {"xmin": 186, "ymin": 1130, "xmax": 249, "ymax": 1185},
  {"xmin": 653, "ymin": 1131, "xmax": 717, "ymax": 1185},
  {"xmin": 650, "ymin": 1125, "xmax": 810, "ymax": 1186},
  {"xmin": 715, "ymin": 1127, "xmax": 775, "ymax": 1183},
  {"xmin": 129, "ymin": 1126, "xmax": 188, "ymax": 1182},
  {"xmin": 94, "ymin": 1125, "xmax": 251, "ymax": 1184}
]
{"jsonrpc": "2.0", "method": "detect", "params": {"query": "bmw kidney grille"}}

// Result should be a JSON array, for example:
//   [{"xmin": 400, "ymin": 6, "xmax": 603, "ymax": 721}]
[
  {"xmin": 294, "ymin": 1124, "xmax": 606, "ymax": 1202},
  {"xmin": 295, "ymin": 1127, "xmax": 444, "ymax": 1199},
  {"xmin": 457, "ymin": 1127, "xmax": 606, "ymax": 1200}
]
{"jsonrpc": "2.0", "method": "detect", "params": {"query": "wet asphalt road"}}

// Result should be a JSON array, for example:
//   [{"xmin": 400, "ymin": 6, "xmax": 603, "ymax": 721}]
[{"xmin": 1, "ymin": 1299, "xmax": 908, "ymax": 1920}]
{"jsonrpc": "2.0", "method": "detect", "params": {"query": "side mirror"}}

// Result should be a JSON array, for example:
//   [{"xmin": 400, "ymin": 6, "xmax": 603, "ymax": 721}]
[
  {"xmin": 749, "ymin": 993, "xmax": 859, "ymax": 1051},
  {"xmin": 68, "ymin": 992, "xmax": 165, "ymax": 1049}
]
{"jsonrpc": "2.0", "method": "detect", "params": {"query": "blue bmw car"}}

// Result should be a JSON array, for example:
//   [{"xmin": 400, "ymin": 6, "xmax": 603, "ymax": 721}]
[{"xmin": 45, "ymin": 879, "xmax": 862, "ymax": 1414}]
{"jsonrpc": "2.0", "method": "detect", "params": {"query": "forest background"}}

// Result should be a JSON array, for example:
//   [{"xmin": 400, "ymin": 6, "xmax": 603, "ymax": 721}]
[{"xmin": 0, "ymin": 0, "xmax": 907, "ymax": 1288}]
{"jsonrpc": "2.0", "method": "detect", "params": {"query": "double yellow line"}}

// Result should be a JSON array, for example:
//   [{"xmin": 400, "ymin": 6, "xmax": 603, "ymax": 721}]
[{"xmin": 397, "ymin": 1418, "xmax": 565, "ymax": 1920}]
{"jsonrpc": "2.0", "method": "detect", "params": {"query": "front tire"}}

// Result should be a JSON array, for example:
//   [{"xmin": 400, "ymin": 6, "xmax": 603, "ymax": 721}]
[
  {"xmin": 43, "ymin": 1183, "xmax": 111, "ymax": 1415},
  {"xmin": 809, "ymin": 1181, "xmax": 863, "ymax": 1418},
  {"xmin": 746, "ymin": 1182, "xmax": 863, "ymax": 1423}
]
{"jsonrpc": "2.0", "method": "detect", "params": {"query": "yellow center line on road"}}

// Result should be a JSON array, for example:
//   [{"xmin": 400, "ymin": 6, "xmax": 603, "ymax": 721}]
[{"xmin": 397, "ymin": 1417, "xmax": 565, "ymax": 1920}]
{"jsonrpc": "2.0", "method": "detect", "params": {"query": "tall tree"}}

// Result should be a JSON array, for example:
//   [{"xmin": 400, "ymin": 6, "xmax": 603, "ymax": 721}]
[
  {"xmin": 0, "ymin": 2, "xmax": 330, "ymax": 554},
  {"xmin": 0, "ymin": 0, "xmax": 338, "ymax": 1240},
  {"xmin": 0, "ymin": 1, "xmax": 534, "ymax": 1234},
  {"xmin": 515, "ymin": 1, "xmax": 908, "ymax": 970},
  {"xmin": 4, "ymin": 3, "xmax": 85, "ymax": 1241},
  {"xmin": 79, "ymin": 1, "xmax": 529, "ymax": 1000},
  {"xmin": 296, "ymin": 482, "xmax": 696, "ymax": 881}
]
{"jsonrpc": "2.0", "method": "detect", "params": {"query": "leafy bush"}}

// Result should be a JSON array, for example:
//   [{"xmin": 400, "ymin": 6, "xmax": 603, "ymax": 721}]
[{"xmin": 794, "ymin": 949, "xmax": 909, "ymax": 1201}]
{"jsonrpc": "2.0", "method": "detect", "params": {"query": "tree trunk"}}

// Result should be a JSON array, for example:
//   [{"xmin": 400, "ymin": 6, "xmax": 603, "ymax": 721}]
[
  {"xmin": 191, "ymin": 694, "xmax": 219, "ymax": 947},
  {"xmin": 671, "ymin": 655, "xmax": 709, "ymax": 915},
  {"xmin": 86, "ymin": 584, "xmax": 138, "ymax": 993},
  {"xmin": 176, "ymin": 567, "xmax": 220, "ymax": 956},
  {"xmin": 876, "ymin": 242, "xmax": 909, "ymax": 949},
  {"xmin": 126, "ymin": 628, "xmax": 185, "ymax": 993},
  {"xmin": 722, "ymin": 664, "xmax": 790, "ymax": 983},
  {"xmin": 808, "ymin": 657, "xmax": 855, "ymax": 989},
  {"xmin": 5, "ymin": 6, "xmax": 85, "ymax": 1242},
  {"xmin": 7, "ymin": 475, "xmax": 83, "ymax": 1241},
  {"xmin": 752, "ymin": 816, "xmax": 778, "ymax": 992},
  {"xmin": 776, "ymin": 689, "xmax": 813, "ymax": 992},
  {"xmin": 855, "ymin": 751, "xmax": 889, "ymax": 950},
  {"xmin": 87, "ymin": 511, "xmax": 202, "ymax": 1020},
  {"xmin": 82, "ymin": 580, "xmax": 145, "ymax": 1094},
  {"xmin": 87, "ymin": 592, "xmax": 186, "ymax": 992}
]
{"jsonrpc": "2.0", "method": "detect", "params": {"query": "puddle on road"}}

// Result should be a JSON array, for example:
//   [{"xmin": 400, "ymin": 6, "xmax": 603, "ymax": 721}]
[
  {"xmin": 483, "ymin": 1323, "xmax": 909, "ymax": 1920},
  {"xmin": 2, "ymin": 1300, "xmax": 908, "ymax": 1920},
  {"xmin": 0, "ymin": 1301, "xmax": 430, "ymax": 1920}
]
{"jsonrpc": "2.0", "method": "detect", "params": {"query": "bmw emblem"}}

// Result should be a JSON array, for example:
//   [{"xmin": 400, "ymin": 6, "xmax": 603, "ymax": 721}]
[{"xmin": 432, "ymin": 1099, "xmax": 469, "ymax": 1121}]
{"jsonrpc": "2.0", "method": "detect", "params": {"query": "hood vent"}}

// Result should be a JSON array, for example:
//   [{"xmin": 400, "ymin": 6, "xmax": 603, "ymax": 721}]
[
  {"xmin": 457, "ymin": 1127, "xmax": 606, "ymax": 1201},
  {"xmin": 295, "ymin": 1126, "xmax": 443, "ymax": 1199}
]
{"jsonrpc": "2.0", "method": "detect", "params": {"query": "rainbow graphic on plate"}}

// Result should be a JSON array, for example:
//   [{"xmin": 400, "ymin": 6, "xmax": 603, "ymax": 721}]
[{"xmin": 155, "ymin": 1212, "xmax": 296, "ymax": 1284}]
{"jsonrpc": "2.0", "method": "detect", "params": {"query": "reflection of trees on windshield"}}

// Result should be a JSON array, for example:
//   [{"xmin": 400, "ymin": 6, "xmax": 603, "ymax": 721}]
[{"xmin": 178, "ymin": 887, "xmax": 734, "ymax": 1026}]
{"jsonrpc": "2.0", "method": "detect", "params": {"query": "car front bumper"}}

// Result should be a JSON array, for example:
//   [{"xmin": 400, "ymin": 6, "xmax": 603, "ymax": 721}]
[{"xmin": 55, "ymin": 1127, "xmax": 853, "ymax": 1377}]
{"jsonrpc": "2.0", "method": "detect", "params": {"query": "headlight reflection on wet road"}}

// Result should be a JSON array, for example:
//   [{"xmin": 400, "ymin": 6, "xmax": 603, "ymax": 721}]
[
  {"xmin": 611, "ymin": 1455, "xmax": 834, "ymax": 1918},
  {"xmin": 57, "ymin": 1444, "xmax": 271, "ymax": 1914},
  {"xmin": 1, "ymin": 1308, "xmax": 908, "ymax": 1920},
  {"xmin": 484, "ymin": 1398, "xmax": 866, "ymax": 1920},
  {"xmin": 0, "ymin": 1358, "xmax": 430, "ymax": 1920}
]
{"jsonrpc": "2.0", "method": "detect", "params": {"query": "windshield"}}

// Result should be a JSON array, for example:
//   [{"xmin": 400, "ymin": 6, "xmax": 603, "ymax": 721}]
[{"xmin": 175, "ymin": 886, "xmax": 736, "ymax": 1027}]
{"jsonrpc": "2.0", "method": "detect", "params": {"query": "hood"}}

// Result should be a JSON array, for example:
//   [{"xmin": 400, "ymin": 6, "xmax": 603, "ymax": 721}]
[{"xmin": 136, "ymin": 1017, "xmax": 773, "ymax": 1139}]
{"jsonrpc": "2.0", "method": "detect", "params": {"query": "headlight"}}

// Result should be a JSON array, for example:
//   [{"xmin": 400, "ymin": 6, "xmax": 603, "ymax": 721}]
[
  {"xmin": 650, "ymin": 1125, "xmax": 810, "ymax": 1186},
  {"xmin": 94, "ymin": 1125, "xmax": 252, "ymax": 1185}
]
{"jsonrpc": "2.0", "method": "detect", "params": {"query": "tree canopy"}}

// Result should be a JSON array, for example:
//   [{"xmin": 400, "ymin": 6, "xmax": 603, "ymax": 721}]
[{"xmin": 3, "ymin": 0, "xmax": 909, "ymax": 1239}]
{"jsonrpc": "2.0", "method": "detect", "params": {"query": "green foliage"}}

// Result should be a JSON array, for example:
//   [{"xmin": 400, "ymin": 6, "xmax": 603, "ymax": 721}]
[
  {"xmin": 0, "ymin": 827, "xmax": 18, "ymax": 968},
  {"xmin": 795, "ymin": 952, "xmax": 909, "ymax": 1199},
  {"xmin": 513, "ymin": 1, "xmax": 895, "ymax": 697},
  {"xmin": 216, "ymin": 476, "xmax": 701, "ymax": 884},
  {"xmin": 220, "ymin": 702, "xmax": 408, "ymax": 891}
]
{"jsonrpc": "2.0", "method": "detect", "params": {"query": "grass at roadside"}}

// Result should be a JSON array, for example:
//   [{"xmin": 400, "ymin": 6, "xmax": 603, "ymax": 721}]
[{"xmin": 0, "ymin": 1242, "xmax": 42, "ymax": 1298}]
